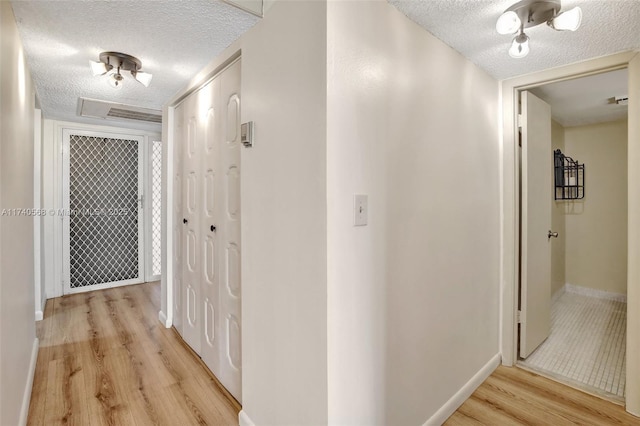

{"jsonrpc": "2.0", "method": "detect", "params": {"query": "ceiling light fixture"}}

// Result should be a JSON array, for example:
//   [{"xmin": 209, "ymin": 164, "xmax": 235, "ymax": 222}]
[
  {"xmin": 496, "ymin": 0, "xmax": 582, "ymax": 59},
  {"xmin": 89, "ymin": 51, "xmax": 153, "ymax": 88}
]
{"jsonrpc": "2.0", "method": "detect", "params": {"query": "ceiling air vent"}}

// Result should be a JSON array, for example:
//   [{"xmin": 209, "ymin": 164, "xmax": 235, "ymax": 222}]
[
  {"xmin": 77, "ymin": 98, "xmax": 162, "ymax": 124},
  {"xmin": 107, "ymin": 108, "xmax": 162, "ymax": 123}
]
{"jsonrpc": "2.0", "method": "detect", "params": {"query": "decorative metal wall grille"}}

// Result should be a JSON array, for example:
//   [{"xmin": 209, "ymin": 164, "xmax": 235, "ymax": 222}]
[
  {"xmin": 69, "ymin": 135, "xmax": 139, "ymax": 288},
  {"xmin": 151, "ymin": 140, "xmax": 162, "ymax": 276}
]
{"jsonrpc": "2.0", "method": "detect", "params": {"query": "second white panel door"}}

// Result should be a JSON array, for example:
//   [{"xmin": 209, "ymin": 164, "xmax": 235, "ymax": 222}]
[{"xmin": 182, "ymin": 93, "xmax": 202, "ymax": 356}]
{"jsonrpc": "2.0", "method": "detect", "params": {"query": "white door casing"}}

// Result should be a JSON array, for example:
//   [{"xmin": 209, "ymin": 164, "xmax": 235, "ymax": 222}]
[
  {"xmin": 520, "ymin": 91, "xmax": 552, "ymax": 359},
  {"xmin": 173, "ymin": 104, "xmax": 185, "ymax": 335}
]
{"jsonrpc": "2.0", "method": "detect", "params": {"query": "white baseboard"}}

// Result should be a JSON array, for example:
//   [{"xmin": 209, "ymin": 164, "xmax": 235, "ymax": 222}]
[
  {"xmin": 239, "ymin": 410, "xmax": 255, "ymax": 426},
  {"xmin": 19, "ymin": 338, "xmax": 39, "ymax": 426},
  {"xmin": 423, "ymin": 353, "xmax": 501, "ymax": 426},
  {"xmin": 158, "ymin": 310, "xmax": 172, "ymax": 328},
  {"xmin": 565, "ymin": 283, "xmax": 627, "ymax": 303},
  {"xmin": 551, "ymin": 284, "xmax": 566, "ymax": 305},
  {"xmin": 35, "ymin": 294, "xmax": 47, "ymax": 321}
]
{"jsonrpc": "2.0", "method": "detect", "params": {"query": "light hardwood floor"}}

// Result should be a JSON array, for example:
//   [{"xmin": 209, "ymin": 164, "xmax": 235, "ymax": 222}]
[
  {"xmin": 445, "ymin": 365, "xmax": 640, "ymax": 425},
  {"xmin": 27, "ymin": 282, "xmax": 240, "ymax": 426}
]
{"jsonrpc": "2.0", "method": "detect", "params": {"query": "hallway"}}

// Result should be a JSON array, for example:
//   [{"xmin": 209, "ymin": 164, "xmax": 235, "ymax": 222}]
[{"xmin": 27, "ymin": 282, "xmax": 239, "ymax": 425}]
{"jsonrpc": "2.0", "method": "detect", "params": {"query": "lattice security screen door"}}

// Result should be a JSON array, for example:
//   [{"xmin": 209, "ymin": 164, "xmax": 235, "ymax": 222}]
[
  {"xmin": 148, "ymin": 140, "xmax": 162, "ymax": 279},
  {"xmin": 62, "ymin": 130, "xmax": 145, "ymax": 294}
]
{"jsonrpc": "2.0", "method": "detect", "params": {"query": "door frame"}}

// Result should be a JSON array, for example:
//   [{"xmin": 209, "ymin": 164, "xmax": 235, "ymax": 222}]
[
  {"xmin": 500, "ymin": 50, "xmax": 640, "ymax": 415},
  {"xmin": 41, "ymin": 120, "xmax": 159, "ymax": 299}
]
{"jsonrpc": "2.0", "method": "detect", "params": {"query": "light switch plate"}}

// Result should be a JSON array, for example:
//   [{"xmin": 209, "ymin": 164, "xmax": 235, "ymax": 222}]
[{"xmin": 354, "ymin": 194, "xmax": 368, "ymax": 226}]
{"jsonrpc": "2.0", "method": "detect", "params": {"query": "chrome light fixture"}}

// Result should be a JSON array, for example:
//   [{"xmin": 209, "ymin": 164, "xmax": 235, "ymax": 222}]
[
  {"xmin": 496, "ymin": 0, "xmax": 582, "ymax": 59},
  {"xmin": 89, "ymin": 51, "xmax": 153, "ymax": 89}
]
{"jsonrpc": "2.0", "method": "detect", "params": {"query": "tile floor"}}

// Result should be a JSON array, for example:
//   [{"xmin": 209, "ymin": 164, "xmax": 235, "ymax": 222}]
[{"xmin": 519, "ymin": 289, "xmax": 626, "ymax": 399}]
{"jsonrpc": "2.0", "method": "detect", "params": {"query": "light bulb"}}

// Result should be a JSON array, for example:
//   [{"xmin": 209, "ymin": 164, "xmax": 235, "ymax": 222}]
[
  {"xmin": 496, "ymin": 11, "xmax": 521, "ymax": 35},
  {"xmin": 133, "ymin": 71, "xmax": 153, "ymax": 87},
  {"xmin": 509, "ymin": 34, "xmax": 530, "ymax": 59},
  {"xmin": 90, "ymin": 60, "xmax": 108, "ymax": 76},
  {"xmin": 108, "ymin": 73, "xmax": 124, "ymax": 90},
  {"xmin": 549, "ymin": 7, "xmax": 582, "ymax": 31}
]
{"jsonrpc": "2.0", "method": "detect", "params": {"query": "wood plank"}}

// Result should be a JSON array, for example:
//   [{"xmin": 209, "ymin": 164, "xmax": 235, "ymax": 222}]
[
  {"xmin": 445, "ymin": 366, "xmax": 640, "ymax": 425},
  {"xmin": 27, "ymin": 282, "xmax": 240, "ymax": 426}
]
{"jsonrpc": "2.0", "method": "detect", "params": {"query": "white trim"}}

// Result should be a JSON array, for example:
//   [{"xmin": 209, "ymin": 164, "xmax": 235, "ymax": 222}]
[
  {"xmin": 221, "ymin": 0, "xmax": 264, "ymax": 18},
  {"xmin": 239, "ymin": 410, "xmax": 255, "ymax": 426},
  {"xmin": 161, "ymin": 106, "xmax": 174, "ymax": 328},
  {"xmin": 34, "ymin": 108, "xmax": 43, "ymax": 320},
  {"xmin": 423, "ymin": 353, "xmax": 501, "ymax": 426},
  {"xmin": 18, "ymin": 338, "xmax": 39, "ymax": 426},
  {"xmin": 551, "ymin": 284, "xmax": 566, "ymax": 305},
  {"xmin": 159, "ymin": 310, "xmax": 172, "ymax": 328},
  {"xmin": 35, "ymin": 296, "xmax": 46, "ymax": 321},
  {"xmin": 565, "ymin": 283, "xmax": 627, "ymax": 303}
]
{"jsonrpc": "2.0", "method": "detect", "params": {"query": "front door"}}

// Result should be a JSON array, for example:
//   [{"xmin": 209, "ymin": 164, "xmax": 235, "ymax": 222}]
[{"xmin": 62, "ymin": 129, "xmax": 145, "ymax": 294}]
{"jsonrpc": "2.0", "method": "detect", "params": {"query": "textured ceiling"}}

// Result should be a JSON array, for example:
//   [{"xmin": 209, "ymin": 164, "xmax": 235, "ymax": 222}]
[
  {"xmin": 389, "ymin": 0, "xmax": 640, "ymax": 81},
  {"xmin": 11, "ymin": 1, "xmax": 259, "ymax": 131},
  {"xmin": 530, "ymin": 68, "xmax": 628, "ymax": 127},
  {"xmin": 12, "ymin": 0, "xmax": 639, "ymax": 131}
]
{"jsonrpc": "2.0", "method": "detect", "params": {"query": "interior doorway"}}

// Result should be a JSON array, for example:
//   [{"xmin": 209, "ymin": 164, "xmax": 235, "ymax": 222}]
[{"xmin": 516, "ymin": 69, "xmax": 629, "ymax": 402}]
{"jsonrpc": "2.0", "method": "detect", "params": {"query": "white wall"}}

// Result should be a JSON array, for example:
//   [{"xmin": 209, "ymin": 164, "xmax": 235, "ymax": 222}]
[
  {"xmin": 327, "ymin": 2, "xmax": 500, "ymax": 424},
  {"xmin": 240, "ymin": 2, "xmax": 328, "ymax": 423},
  {"xmin": 563, "ymin": 120, "xmax": 628, "ymax": 295},
  {"xmin": 0, "ymin": 3, "xmax": 38, "ymax": 424}
]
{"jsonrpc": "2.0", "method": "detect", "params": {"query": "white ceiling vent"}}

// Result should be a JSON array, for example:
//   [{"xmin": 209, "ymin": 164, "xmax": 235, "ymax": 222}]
[{"xmin": 77, "ymin": 98, "xmax": 162, "ymax": 124}]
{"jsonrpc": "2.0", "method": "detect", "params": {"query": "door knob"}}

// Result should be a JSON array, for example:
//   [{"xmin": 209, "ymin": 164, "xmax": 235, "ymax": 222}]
[
  {"xmin": 548, "ymin": 230, "xmax": 558, "ymax": 239},
  {"xmin": 183, "ymin": 218, "xmax": 188, "ymax": 224},
  {"xmin": 210, "ymin": 225, "xmax": 216, "ymax": 232}
]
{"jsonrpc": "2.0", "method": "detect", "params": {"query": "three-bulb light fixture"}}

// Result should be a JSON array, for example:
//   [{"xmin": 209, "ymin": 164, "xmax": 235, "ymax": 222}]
[
  {"xmin": 496, "ymin": 0, "xmax": 582, "ymax": 58},
  {"xmin": 90, "ymin": 51, "xmax": 153, "ymax": 89}
]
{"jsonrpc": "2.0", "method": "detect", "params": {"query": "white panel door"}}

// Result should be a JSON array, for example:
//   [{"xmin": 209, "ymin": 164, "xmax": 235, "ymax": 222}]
[
  {"xmin": 201, "ymin": 77, "xmax": 223, "ymax": 378},
  {"xmin": 520, "ymin": 91, "xmax": 553, "ymax": 359},
  {"xmin": 182, "ymin": 95, "xmax": 202, "ymax": 355},
  {"xmin": 216, "ymin": 59, "xmax": 242, "ymax": 402}
]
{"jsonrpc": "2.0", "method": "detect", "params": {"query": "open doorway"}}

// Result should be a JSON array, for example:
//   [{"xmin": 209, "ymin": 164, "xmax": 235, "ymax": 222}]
[{"xmin": 516, "ymin": 68, "xmax": 628, "ymax": 402}]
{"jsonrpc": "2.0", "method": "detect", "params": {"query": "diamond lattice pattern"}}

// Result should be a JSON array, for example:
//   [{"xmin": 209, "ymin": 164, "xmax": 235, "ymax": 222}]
[
  {"xmin": 151, "ymin": 140, "xmax": 162, "ymax": 277},
  {"xmin": 69, "ymin": 135, "xmax": 139, "ymax": 288}
]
